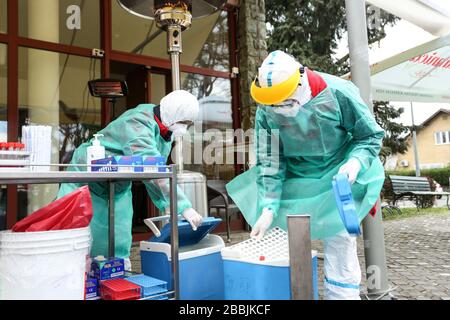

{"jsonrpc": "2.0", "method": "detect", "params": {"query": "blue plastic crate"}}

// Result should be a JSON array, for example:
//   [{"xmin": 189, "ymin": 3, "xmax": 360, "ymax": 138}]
[{"xmin": 125, "ymin": 274, "xmax": 168, "ymax": 298}]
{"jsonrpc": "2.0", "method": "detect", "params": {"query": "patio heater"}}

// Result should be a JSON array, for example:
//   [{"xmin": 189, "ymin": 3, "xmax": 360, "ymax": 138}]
[{"xmin": 117, "ymin": 0, "xmax": 228, "ymax": 218}]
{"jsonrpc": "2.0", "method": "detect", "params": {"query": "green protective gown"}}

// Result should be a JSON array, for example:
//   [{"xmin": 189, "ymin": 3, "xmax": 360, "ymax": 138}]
[
  {"xmin": 57, "ymin": 104, "xmax": 192, "ymax": 258},
  {"xmin": 226, "ymin": 73, "xmax": 385, "ymax": 240}
]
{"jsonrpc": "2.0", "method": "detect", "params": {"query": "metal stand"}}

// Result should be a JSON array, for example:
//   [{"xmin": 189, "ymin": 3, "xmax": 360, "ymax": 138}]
[
  {"xmin": 345, "ymin": 0, "xmax": 392, "ymax": 300},
  {"xmin": 0, "ymin": 167, "xmax": 179, "ymax": 300},
  {"xmin": 287, "ymin": 215, "xmax": 314, "ymax": 300}
]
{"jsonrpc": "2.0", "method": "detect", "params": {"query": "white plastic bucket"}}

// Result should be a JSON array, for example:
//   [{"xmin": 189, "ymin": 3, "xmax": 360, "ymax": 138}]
[{"xmin": 0, "ymin": 227, "xmax": 91, "ymax": 300}]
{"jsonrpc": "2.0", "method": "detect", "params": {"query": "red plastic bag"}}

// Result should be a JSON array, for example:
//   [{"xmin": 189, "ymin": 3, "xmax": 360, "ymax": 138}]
[{"xmin": 12, "ymin": 185, "xmax": 93, "ymax": 232}]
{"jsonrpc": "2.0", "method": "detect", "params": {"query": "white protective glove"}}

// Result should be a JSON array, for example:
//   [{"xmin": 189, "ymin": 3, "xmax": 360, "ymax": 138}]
[
  {"xmin": 338, "ymin": 158, "xmax": 362, "ymax": 184},
  {"xmin": 182, "ymin": 208, "xmax": 203, "ymax": 231},
  {"xmin": 250, "ymin": 208, "xmax": 274, "ymax": 240}
]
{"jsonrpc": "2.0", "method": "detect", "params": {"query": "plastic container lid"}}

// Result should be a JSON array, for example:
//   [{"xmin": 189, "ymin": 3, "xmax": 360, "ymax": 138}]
[{"xmin": 150, "ymin": 217, "xmax": 222, "ymax": 247}]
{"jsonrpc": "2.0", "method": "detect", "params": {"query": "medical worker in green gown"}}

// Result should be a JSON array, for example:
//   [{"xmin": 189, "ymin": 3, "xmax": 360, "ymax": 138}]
[
  {"xmin": 226, "ymin": 51, "xmax": 385, "ymax": 300},
  {"xmin": 58, "ymin": 90, "xmax": 203, "ymax": 270}
]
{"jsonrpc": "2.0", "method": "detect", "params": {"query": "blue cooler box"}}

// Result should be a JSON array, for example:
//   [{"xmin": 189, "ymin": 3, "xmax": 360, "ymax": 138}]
[
  {"xmin": 140, "ymin": 218, "xmax": 225, "ymax": 300},
  {"xmin": 221, "ymin": 228, "xmax": 319, "ymax": 300}
]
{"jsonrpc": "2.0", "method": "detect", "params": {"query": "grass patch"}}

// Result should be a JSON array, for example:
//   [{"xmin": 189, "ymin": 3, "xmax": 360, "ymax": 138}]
[{"xmin": 382, "ymin": 207, "xmax": 450, "ymax": 221}]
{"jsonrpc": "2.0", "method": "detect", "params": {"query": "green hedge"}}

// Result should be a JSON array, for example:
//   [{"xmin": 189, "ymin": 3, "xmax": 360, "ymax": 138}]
[{"xmin": 386, "ymin": 166, "xmax": 450, "ymax": 187}]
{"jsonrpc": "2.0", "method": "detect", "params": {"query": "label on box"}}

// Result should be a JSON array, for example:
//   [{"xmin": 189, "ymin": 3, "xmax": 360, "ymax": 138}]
[
  {"xmin": 85, "ymin": 278, "xmax": 99, "ymax": 299},
  {"xmin": 91, "ymin": 157, "xmax": 118, "ymax": 172},
  {"xmin": 90, "ymin": 257, "xmax": 125, "ymax": 281},
  {"xmin": 143, "ymin": 156, "xmax": 167, "ymax": 173}
]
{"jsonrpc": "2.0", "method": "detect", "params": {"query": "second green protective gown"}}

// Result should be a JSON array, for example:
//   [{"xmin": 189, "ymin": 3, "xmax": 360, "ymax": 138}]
[
  {"xmin": 226, "ymin": 73, "xmax": 385, "ymax": 240},
  {"xmin": 58, "ymin": 104, "xmax": 192, "ymax": 258}
]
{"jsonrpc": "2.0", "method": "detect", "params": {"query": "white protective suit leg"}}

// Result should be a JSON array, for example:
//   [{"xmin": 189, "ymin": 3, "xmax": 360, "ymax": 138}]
[{"xmin": 323, "ymin": 232, "xmax": 361, "ymax": 300}]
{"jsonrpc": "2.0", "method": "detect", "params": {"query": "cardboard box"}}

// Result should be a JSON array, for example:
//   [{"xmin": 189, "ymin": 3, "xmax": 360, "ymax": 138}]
[
  {"xmin": 85, "ymin": 277, "xmax": 99, "ymax": 300},
  {"xmin": 90, "ymin": 257, "xmax": 125, "ymax": 281},
  {"xmin": 116, "ymin": 156, "xmax": 143, "ymax": 173},
  {"xmin": 91, "ymin": 157, "xmax": 118, "ymax": 172},
  {"xmin": 143, "ymin": 156, "xmax": 167, "ymax": 173}
]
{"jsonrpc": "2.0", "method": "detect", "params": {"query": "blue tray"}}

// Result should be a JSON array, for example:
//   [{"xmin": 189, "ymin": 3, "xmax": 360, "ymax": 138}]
[
  {"xmin": 150, "ymin": 217, "xmax": 222, "ymax": 247},
  {"xmin": 125, "ymin": 274, "xmax": 167, "ymax": 298},
  {"xmin": 332, "ymin": 174, "xmax": 361, "ymax": 236}
]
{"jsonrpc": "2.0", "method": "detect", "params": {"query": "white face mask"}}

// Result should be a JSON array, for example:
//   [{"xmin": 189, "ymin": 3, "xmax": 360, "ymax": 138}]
[
  {"xmin": 272, "ymin": 69, "xmax": 312, "ymax": 117},
  {"xmin": 169, "ymin": 123, "xmax": 188, "ymax": 138},
  {"xmin": 272, "ymin": 101, "xmax": 302, "ymax": 117}
]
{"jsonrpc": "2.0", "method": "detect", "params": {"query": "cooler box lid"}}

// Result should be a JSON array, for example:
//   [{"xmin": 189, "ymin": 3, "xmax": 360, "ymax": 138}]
[{"xmin": 150, "ymin": 217, "xmax": 222, "ymax": 247}]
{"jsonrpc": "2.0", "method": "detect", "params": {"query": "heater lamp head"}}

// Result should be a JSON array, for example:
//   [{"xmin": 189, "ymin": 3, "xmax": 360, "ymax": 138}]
[
  {"xmin": 117, "ymin": 0, "xmax": 227, "ymax": 20},
  {"xmin": 88, "ymin": 79, "xmax": 129, "ymax": 99}
]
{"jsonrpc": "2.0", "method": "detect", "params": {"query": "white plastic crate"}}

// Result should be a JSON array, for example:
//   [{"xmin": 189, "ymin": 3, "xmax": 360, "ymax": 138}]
[{"xmin": 221, "ymin": 228, "xmax": 290, "ymax": 266}]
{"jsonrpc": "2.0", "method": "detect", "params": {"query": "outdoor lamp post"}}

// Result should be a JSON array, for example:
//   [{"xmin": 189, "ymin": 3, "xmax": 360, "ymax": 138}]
[
  {"xmin": 116, "ymin": 0, "xmax": 229, "ymax": 300},
  {"xmin": 116, "ymin": 0, "xmax": 228, "ymax": 173}
]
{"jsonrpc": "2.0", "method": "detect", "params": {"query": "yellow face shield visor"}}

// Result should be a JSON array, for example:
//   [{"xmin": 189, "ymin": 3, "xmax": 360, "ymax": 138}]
[{"xmin": 250, "ymin": 68, "xmax": 301, "ymax": 106}]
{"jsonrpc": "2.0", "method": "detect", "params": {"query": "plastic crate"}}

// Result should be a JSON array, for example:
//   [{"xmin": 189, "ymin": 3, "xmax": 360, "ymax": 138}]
[
  {"xmin": 222, "ymin": 228, "xmax": 289, "ymax": 263},
  {"xmin": 221, "ymin": 228, "xmax": 318, "ymax": 300},
  {"xmin": 125, "ymin": 274, "xmax": 168, "ymax": 298},
  {"xmin": 100, "ymin": 279, "xmax": 141, "ymax": 300}
]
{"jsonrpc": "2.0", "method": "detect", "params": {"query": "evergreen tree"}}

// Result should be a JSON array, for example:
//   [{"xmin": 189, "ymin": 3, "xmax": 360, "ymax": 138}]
[
  {"xmin": 265, "ymin": 0, "xmax": 409, "ymax": 158},
  {"xmin": 266, "ymin": 0, "xmax": 397, "ymax": 75},
  {"xmin": 373, "ymin": 101, "xmax": 410, "ymax": 164}
]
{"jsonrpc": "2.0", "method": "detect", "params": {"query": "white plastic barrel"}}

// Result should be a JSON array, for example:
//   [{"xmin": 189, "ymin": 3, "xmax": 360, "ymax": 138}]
[{"xmin": 0, "ymin": 227, "xmax": 91, "ymax": 300}]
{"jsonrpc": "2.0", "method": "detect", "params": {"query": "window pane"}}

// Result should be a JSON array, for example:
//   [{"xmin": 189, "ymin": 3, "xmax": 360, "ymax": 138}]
[
  {"xmin": 181, "ymin": 73, "xmax": 234, "ymax": 180},
  {"xmin": 0, "ymin": 0, "xmax": 6, "ymax": 34},
  {"xmin": 112, "ymin": 2, "xmax": 230, "ymax": 71},
  {"xmin": 19, "ymin": 47, "xmax": 101, "ymax": 214},
  {"xmin": 19, "ymin": 0, "xmax": 100, "ymax": 48},
  {"xmin": 0, "ymin": 43, "xmax": 5, "ymax": 229},
  {"xmin": 443, "ymin": 131, "xmax": 448, "ymax": 144},
  {"xmin": 0, "ymin": 43, "xmax": 6, "ymax": 127},
  {"xmin": 435, "ymin": 132, "xmax": 442, "ymax": 144}
]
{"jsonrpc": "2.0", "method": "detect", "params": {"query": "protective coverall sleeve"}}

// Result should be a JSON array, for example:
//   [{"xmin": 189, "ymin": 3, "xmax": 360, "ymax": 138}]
[
  {"xmin": 255, "ymin": 109, "xmax": 286, "ymax": 218},
  {"xmin": 122, "ymin": 116, "xmax": 192, "ymax": 215},
  {"xmin": 335, "ymin": 86, "xmax": 385, "ymax": 171}
]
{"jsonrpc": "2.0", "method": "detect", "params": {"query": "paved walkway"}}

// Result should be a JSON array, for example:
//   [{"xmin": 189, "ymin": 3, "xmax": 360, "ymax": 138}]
[{"xmin": 130, "ymin": 211, "xmax": 450, "ymax": 300}]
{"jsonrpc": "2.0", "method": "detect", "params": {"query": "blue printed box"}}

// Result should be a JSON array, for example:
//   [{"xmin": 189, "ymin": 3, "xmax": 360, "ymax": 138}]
[
  {"xmin": 90, "ymin": 257, "xmax": 125, "ymax": 281},
  {"xmin": 116, "ymin": 156, "xmax": 143, "ymax": 173},
  {"xmin": 91, "ymin": 157, "xmax": 118, "ymax": 172},
  {"xmin": 143, "ymin": 156, "xmax": 167, "ymax": 173},
  {"xmin": 85, "ymin": 278, "xmax": 99, "ymax": 300}
]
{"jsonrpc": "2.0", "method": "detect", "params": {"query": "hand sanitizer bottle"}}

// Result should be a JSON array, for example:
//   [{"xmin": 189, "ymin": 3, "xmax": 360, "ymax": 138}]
[{"xmin": 87, "ymin": 134, "xmax": 105, "ymax": 172}]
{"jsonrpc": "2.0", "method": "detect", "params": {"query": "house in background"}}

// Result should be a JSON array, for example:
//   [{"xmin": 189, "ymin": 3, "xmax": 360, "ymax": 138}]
[{"xmin": 388, "ymin": 109, "xmax": 450, "ymax": 171}]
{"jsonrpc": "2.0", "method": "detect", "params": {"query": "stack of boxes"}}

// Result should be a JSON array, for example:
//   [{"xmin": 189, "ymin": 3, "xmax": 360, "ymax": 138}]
[
  {"xmin": 85, "ymin": 256, "xmax": 169, "ymax": 300},
  {"xmin": 91, "ymin": 156, "xmax": 167, "ymax": 173}
]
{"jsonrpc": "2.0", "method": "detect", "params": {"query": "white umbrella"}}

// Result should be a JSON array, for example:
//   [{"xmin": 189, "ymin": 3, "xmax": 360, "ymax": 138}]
[{"xmin": 367, "ymin": 0, "xmax": 450, "ymax": 36}]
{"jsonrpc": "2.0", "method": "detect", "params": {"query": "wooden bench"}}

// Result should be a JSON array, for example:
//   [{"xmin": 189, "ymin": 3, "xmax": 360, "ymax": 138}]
[{"xmin": 389, "ymin": 175, "xmax": 450, "ymax": 211}]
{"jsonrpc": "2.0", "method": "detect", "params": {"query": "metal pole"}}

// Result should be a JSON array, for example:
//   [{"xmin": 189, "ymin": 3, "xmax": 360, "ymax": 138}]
[
  {"xmin": 169, "ymin": 166, "xmax": 180, "ymax": 300},
  {"xmin": 287, "ymin": 215, "xmax": 314, "ymax": 300},
  {"xmin": 410, "ymin": 102, "xmax": 421, "ymax": 177},
  {"xmin": 345, "ymin": 0, "xmax": 391, "ymax": 299},
  {"xmin": 109, "ymin": 181, "xmax": 115, "ymax": 257},
  {"xmin": 167, "ymin": 24, "xmax": 184, "ymax": 174}
]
